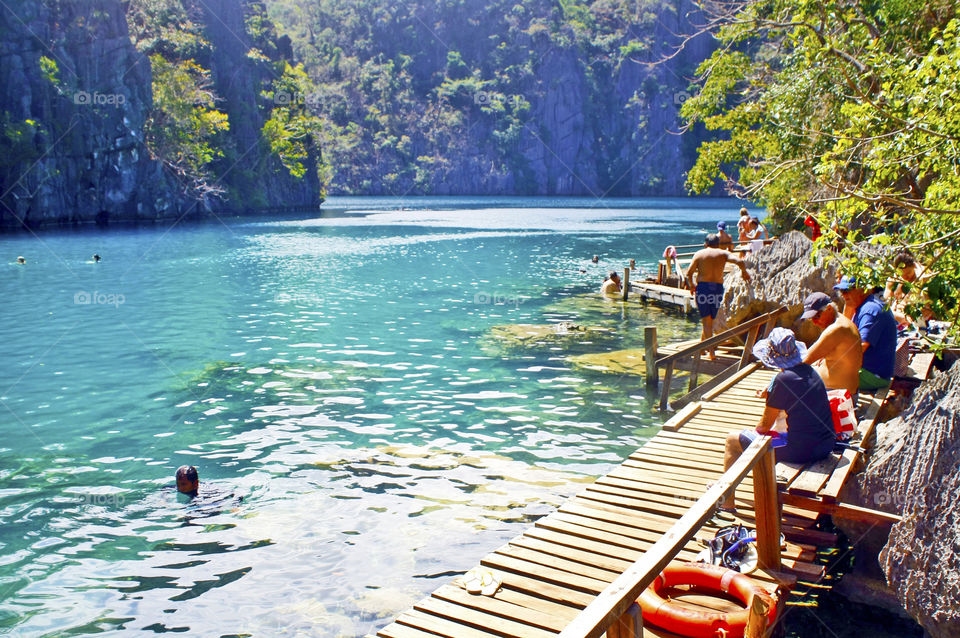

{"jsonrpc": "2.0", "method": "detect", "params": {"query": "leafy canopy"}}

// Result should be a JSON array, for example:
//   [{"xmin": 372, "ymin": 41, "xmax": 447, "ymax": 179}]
[{"xmin": 682, "ymin": 0, "xmax": 960, "ymax": 341}]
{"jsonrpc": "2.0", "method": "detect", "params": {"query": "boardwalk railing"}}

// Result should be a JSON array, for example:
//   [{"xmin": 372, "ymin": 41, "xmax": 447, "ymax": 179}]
[
  {"xmin": 558, "ymin": 435, "xmax": 780, "ymax": 638},
  {"xmin": 655, "ymin": 307, "xmax": 787, "ymax": 410}
]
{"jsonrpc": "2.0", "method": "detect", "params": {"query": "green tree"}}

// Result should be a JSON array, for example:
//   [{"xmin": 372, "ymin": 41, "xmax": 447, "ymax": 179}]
[
  {"xmin": 146, "ymin": 55, "xmax": 230, "ymax": 196},
  {"xmin": 682, "ymin": 0, "xmax": 960, "ymax": 339}
]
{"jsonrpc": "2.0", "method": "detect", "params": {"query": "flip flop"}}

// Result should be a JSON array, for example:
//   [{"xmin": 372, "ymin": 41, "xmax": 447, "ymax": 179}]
[{"xmin": 460, "ymin": 567, "xmax": 502, "ymax": 596}]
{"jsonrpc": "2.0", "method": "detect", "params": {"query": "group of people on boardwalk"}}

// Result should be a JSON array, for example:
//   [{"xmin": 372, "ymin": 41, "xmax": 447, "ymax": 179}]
[{"xmin": 675, "ymin": 209, "xmax": 919, "ymax": 508}]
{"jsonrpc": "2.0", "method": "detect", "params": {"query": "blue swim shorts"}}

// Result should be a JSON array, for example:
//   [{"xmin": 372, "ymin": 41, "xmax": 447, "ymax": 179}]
[{"xmin": 696, "ymin": 281, "xmax": 724, "ymax": 319}]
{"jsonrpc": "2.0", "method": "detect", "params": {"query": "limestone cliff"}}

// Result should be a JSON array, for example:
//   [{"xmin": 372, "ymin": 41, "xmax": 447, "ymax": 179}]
[
  {"xmin": 0, "ymin": 0, "xmax": 321, "ymax": 230},
  {"xmin": 839, "ymin": 363, "xmax": 960, "ymax": 638},
  {"xmin": 0, "ymin": 0, "xmax": 186, "ymax": 229}
]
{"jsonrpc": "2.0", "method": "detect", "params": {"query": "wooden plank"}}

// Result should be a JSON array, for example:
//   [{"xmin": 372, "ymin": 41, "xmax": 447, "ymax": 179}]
[
  {"xmin": 522, "ymin": 527, "xmax": 644, "ymax": 565},
  {"xmin": 779, "ymin": 493, "xmax": 903, "ymax": 524},
  {"xmin": 489, "ymin": 569, "xmax": 594, "ymax": 608},
  {"xmin": 481, "ymin": 553, "xmax": 608, "ymax": 595},
  {"xmin": 674, "ymin": 361, "xmax": 763, "ymax": 409},
  {"xmin": 378, "ymin": 621, "xmax": 447, "ymax": 638},
  {"xmin": 496, "ymin": 545, "xmax": 620, "ymax": 584},
  {"xmin": 396, "ymin": 609, "xmax": 505, "ymax": 638},
  {"xmin": 424, "ymin": 586, "xmax": 563, "ymax": 638},
  {"xmin": 557, "ymin": 436, "xmax": 773, "ymax": 638},
  {"xmin": 660, "ymin": 402, "xmax": 702, "ymax": 432},
  {"xmin": 787, "ymin": 454, "xmax": 841, "ymax": 498}
]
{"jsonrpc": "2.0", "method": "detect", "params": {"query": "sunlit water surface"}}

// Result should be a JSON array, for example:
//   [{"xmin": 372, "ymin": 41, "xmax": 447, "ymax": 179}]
[{"xmin": 0, "ymin": 197, "xmax": 750, "ymax": 637}]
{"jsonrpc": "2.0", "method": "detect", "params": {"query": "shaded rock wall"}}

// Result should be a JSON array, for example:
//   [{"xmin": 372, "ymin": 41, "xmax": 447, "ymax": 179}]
[
  {"xmin": 0, "ymin": 0, "xmax": 322, "ymax": 230},
  {"xmin": 714, "ymin": 231, "xmax": 839, "ymax": 343},
  {"xmin": 839, "ymin": 362, "xmax": 960, "ymax": 638},
  {"xmin": 0, "ymin": 0, "xmax": 189, "ymax": 229}
]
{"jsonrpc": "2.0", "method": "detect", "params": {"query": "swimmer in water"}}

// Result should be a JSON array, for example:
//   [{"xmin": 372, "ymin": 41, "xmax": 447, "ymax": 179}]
[
  {"xmin": 93, "ymin": 254, "xmax": 101, "ymax": 263},
  {"xmin": 176, "ymin": 465, "xmax": 199, "ymax": 497},
  {"xmin": 16, "ymin": 256, "xmax": 25, "ymax": 264}
]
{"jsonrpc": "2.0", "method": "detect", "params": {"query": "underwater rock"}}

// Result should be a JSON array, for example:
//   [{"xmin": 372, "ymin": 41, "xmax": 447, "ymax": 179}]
[
  {"xmin": 568, "ymin": 349, "xmax": 646, "ymax": 375},
  {"xmin": 485, "ymin": 323, "xmax": 616, "ymax": 351},
  {"xmin": 715, "ymin": 231, "xmax": 839, "ymax": 344},
  {"xmin": 838, "ymin": 362, "xmax": 960, "ymax": 637}
]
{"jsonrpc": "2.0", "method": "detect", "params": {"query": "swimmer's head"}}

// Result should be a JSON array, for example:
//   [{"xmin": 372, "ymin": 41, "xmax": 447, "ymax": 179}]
[
  {"xmin": 608, "ymin": 271, "xmax": 620, "ymax": 281},
  {"xmin": 16, "ymin": 256, "xmax": 25, "ymax": 264},
  {"xmin": 176, "ymin": 465, "xmax": 199, "ymax": 496},
  {"xmin": 592, "ymin": 255, "xmax": 599, "ymax": 263},
  {"xmin": 93, "ymin": 254, "xmax": 101, "ymax": 262},
  {"xmin": 705, "ymin": 234, "xmax": 720, "ymax": 248}
]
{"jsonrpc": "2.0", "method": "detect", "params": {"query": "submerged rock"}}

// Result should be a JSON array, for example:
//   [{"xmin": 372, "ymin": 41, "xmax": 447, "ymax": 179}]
[
  {"xmin": 483, "ymin": 323, "xmax": 616, "ymax": 352},
  {"xmin": 838, "ymin": 362, "xmax": 960, "ymax": 637},
  {"xmin": 715, "ymin": 231, "xmax": 839, "ymax": 344},
  {"xmin": 568, "ymin": 349, "xmax": 646, "ymax": 375}
]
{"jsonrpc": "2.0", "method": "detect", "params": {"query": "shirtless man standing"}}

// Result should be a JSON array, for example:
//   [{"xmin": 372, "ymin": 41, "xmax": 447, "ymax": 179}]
[
  {"xmin": 686, "ymin": 234, "xmax": 751, "ymax": 358},
  {"xmin": 800, "ymin": 292, "xmax": 862, "ymax": 398}
]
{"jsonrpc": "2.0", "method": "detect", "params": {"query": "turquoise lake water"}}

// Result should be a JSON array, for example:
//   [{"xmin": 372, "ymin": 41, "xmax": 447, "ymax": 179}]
[{"xmin": 0, "ymin": 197, "xmax": 756, "ymax": 636}]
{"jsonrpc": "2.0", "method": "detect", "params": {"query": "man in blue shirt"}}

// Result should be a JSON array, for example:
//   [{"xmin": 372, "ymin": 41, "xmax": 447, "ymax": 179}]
[{"xmin": 834, "ymin": 276, "xmax": 897, "ymax": 390}]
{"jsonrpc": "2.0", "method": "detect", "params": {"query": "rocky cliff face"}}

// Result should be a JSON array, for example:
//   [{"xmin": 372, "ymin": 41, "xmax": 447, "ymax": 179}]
[
  {"xmin": 0, "ymin": 0, "xmax": 188, "ymax": 229},
  {"xmin": 838, "ymin": 362, "xmax": 960, "ymax": 638},
  {"xmin": 714, "ymin": 231, "xmax": 839, "ymax": 343},
  {"xmin": 0, "ymin": 0, "xmax": 321, "ymax": 230}
]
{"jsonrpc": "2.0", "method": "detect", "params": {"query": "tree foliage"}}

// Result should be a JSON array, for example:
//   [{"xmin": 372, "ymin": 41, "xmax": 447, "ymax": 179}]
[{"xmin": 682, "ymin": 0, "xmax": 960, "ymax": 340}]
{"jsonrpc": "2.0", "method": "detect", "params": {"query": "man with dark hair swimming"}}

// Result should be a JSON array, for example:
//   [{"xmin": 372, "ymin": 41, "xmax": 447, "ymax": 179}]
[
  {"xmin": 686, "ymin": 233, "xmax": 751, "ymax": 359},
  {"xmin": 176, "ymin": 465, "xmax": 199, "ymax": 497}
]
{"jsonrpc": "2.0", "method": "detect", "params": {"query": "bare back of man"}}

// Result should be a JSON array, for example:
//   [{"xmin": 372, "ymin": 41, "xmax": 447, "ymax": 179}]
[{"xmin": 804, "ymin": 307, "xmax": 862, "ymax": 396}]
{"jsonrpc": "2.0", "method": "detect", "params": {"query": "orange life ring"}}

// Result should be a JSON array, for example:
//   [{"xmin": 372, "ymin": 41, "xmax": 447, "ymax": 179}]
[{"xmin": 639, "ymin": 563, "xmax": 777, "ymax": 638}]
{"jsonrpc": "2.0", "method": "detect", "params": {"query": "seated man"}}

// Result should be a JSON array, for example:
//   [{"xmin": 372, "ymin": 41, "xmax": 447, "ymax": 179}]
[
  {"xmin": 800, "ymin": 292, "xmax": 862, "ymax": 399},
  {"xmin": 686, "ymin": 234, "xmax": 751, "ymax": 359},
  {"xmin": 722, "ymin": 328, "xmax": 835, "ymax": 509},
  {"xmin": 835, "ymin": 276, "xmax": 897, "ymax": 390},
  {"xmin": 600, "ymin": 271, "xmax": 621, "ymax": 297}
]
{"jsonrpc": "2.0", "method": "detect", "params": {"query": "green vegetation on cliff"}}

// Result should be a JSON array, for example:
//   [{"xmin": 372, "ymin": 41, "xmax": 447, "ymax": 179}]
[
  {"xmin": 263, "ymin": 0, "xmax": 714, "ymax": 195},
  {"xmin": 682, "ymin": 0, "xmax": 960, "ymax": 335}
]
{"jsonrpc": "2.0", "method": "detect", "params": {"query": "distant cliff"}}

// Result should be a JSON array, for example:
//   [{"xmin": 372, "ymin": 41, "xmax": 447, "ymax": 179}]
[
  {"xmin": 0, "ymin": 0, "xmax": 322, "ymax": 230},
  {"xmin": 266, "ymin": 0, "xmax": 715, "ymax": 196}
]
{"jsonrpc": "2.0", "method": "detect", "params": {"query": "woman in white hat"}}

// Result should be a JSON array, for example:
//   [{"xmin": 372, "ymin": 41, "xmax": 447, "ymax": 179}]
[{"xmin": 720, "ymin": 327, "xmax": 836, "ymax": 510}]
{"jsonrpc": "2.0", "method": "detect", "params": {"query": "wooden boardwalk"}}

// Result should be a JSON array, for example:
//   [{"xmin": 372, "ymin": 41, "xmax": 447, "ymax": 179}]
[{"xmin": 369, "ymin": 364, "xmax": 825, "ymax": 638}]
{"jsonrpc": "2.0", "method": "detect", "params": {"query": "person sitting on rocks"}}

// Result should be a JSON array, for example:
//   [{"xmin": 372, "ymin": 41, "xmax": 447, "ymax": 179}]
[
  {"xmin": 800, "ymin": 292, "xmax": 862, "ymax": 400},
  {"xmin": 746, "ymin": 217, "xmax": 768, "ymax": 252},
  {"xmin": 716, "ymin": 221, "xmax": 734, "ymax": 250},
  {"xmin": 736, "ymin": 208, "xmax": 751, "ymax": 241},
  {"xmin": 884, "ymin": 251, "xmax": 933, "ymax": 326},
  {"xmin": 686, "ymin": 234, "xmax": 750, "ymax": 360},
  {"xmin": 600, "ymin": 271, "xmax": 621, "ymax": 297},
  {"xmin": 835, "ymin": 276, "xmax": 897, "ymax": 391},
  {"xmin": 721, "ymin": 328, "xmax": 836, "ymax": 510}
]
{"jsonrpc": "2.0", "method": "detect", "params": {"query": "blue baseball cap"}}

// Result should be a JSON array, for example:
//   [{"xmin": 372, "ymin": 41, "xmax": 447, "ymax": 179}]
[
  {"xmin": 833, "ymin": 275, "xmax": 860, "ymax": 291},
  {"xmin": 717, "ymin": 221, "xmax": 727, "ymax": 230}
]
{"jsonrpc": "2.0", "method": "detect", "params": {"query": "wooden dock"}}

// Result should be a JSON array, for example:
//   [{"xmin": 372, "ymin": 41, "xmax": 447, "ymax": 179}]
[{"xmin": 367, "ymin": 306, "xmax": 908, "ymax": 638}]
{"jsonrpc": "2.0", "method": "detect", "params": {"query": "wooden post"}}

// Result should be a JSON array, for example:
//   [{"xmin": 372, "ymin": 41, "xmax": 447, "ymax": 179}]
[
  {"xmin": 607, "ymin": 602, "xmax": 643, "ymax": 638},
  {"xmin": 622, "ymin": 267, "xmax": 630, "ymax": 301},
  {"xmin": 659, "ymin": 362, "xmax": 674, "ymax": 411},
  {"xmin": 644, "ymin": 327, "xmax": 658, "ymax": 388},
  {"xmin": 752, "ymin": 446, "xmax": 782, "ymax": 572},
  {"xmin": 739, "ymin": 324, "xmax": 761, "ymax": 370},
  {"xmin": 744, "ymin": 594, "xmax": 770, "ymax": 638},
  {"xmin": 688, "ymin": 352, "xmax": 702, "ymax": 392}
]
